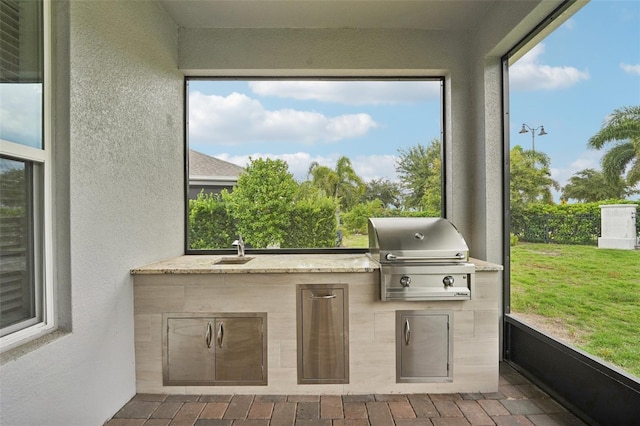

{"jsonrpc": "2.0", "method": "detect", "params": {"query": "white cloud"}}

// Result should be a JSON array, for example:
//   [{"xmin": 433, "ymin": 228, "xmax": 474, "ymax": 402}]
[
  {"xmin": 352, "ymin": 154, "xmax": 398, "ymax": 182},
  {"xmin": 620, "ymin": 63, "xmax": 640, "ymax": 76},
  {"xmin": 550, "ymin": 150, "xmax": 603, "ymax": 188},
  {"xmin": 249, "ymin": 81, "xmax": 440, "ymax": 105},
  {"xmin": 561, "ymin": 18, "xmax": 576, "ymax": 30},
  {"xmin": 189, "ymin": 91, "xmax": 378, "ymax": 146},
  {"xmin": 215, "ymin": 152, "xmax": 319, "ymax": 180},
  {"xmin": 0, "ymin": 83, "xmax": 42, "ymax": 147},
  {"xmin": 510, "ymin": 44, "xmax": 590, "ymax": 91},
  {"xmin": 213, "ymin": 152, "xmax": 399, "ymax": 183}
]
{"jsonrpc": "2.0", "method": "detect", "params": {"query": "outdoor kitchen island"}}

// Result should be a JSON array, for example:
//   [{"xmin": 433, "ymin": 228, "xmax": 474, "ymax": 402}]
[{"xmin": 131, "ymin": 254, "xmax": 502, "ymax": 395}]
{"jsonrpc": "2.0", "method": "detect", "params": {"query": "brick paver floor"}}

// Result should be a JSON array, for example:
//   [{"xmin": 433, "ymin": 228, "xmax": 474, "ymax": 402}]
[{"xmin": 106, "ymin": 363, "xmax": 586, "ymax": 426}]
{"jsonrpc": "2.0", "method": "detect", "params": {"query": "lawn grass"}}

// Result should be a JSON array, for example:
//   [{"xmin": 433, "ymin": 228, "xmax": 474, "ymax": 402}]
[
  {"xmin": 341, "ymin": 233, "xmax": 368, "ymax": 248},
  {"xmin": 510, "ymin": 242, "xmax": 640, "ymax": 377}
]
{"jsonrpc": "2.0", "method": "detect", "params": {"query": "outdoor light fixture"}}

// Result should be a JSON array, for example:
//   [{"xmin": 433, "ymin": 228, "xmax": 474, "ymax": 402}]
[{"xmin": 519, "ymin": 123, "xmax": 548, "ymax": 153}]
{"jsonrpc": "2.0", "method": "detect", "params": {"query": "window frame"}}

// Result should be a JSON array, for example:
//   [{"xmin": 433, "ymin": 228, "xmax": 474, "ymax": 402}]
[
  {"xmin": 184, "ymin": 76, "xmax": 447, "ymax": 255},
  {"xmin": 0, "ymin": 0, "xmax": 55, "ymax": 351}
]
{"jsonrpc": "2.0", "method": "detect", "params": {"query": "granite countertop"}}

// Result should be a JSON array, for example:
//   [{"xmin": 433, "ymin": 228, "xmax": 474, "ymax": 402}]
[
  {"xmin": 131, "ymin": 254, "xmax": 502, "ymax": 274},
  {"xmin": 470, "ymin": 258, "xmax": 504, "ymax": 272}
]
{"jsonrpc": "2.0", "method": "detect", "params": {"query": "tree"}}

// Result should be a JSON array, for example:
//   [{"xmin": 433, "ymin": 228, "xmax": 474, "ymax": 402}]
[
  {"xmin": 561, "ymin": 168, "xmax": 636, "ymax": 202},
  {"xmin": 307, "ymin": 156, "xmax": 365, "ymax": 211},
  {"xmin": 510, "ymin": 145, "xmax": 559, "ymax": 210},
  {"xmin": 0, "ymin": 166, "xmax": 27, "ymax": 252},
  {"xmin": 341, "ymin": 199, "xmax": 385, "ymax": 234},
  {"xmin": 362, "ymin": 178, "xmax": 402, "ymax": 209},
  {"xmin": 305, "ymin": 162, "xmax": 337, "ymax": 196},
  {"xmin": 396, "ymin": 139, "xmax": 441, "ymax": 212},
  {"xmin": 0, "ymin": 167, "xmax": 25, "ymax": 209},
  {"xmin": 587, "ymin": 105, "xmax": 640, "ymax": 186},
  {"xmin": 419, "ymin": 154, "xmax": 442, "ymax": 215},
  {"xmin": 224, "ymin": 157, "xmax": 298, "ymax": 248}
]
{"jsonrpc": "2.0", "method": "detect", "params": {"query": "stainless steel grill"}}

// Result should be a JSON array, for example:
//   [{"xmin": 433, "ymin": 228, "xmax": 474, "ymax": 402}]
[{"xmin": 368, "ymin": 217, "xmax": 475, "ymax": 301}]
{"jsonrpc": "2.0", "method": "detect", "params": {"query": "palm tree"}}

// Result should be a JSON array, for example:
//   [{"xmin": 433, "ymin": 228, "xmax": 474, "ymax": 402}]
[
  {"xmin": 306, "ymin": 162, "xmax": 338, "ymax": 197},
  {"xmin": 587, "ymin": 106, "xmax": 640, "ymax": 186},
  {"xmin": 307, "ymin": 156, "xmax": 364, "ymax": 211},
  {"xmin": 334, "ymin": 157, "xmax": 365, "ymax": 210}
]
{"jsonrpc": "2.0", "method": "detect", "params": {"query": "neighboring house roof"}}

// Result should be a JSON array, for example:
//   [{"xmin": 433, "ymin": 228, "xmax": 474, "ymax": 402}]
[{"xmin": 189, "ymin": 150, "xmax": 244, "ymax": 184}]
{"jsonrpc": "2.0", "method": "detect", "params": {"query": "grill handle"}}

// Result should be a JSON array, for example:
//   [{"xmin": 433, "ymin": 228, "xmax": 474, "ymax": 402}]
[{"xmin": 386, "ymin": 253, "xmax": 465, "ymax": 261}]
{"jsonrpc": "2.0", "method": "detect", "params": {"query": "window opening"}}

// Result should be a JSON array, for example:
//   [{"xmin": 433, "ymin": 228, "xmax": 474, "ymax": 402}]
[
  {"xmin": 1, "ymin": 0, "xmax": 53, "ymax": 348},
  {"xmin": 506, "ymin": 1, "xmax": 640, "ymax": 378},
  {"xmin": 186, "ymin": 78, "xmax": 445, "ymax": 252}
]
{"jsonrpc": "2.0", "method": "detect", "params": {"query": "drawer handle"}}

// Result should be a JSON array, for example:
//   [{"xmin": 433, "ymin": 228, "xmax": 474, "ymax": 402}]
[
  {"xmin": 310, "ymin": 294, "xmax": 336, "ymax": 299},
  {"xmin": 205, "ymin": 322, "xmax": 212, "ymax": 348},
  {"xmin": 217, "ymin": 322, "xmax": 224, "ymax": 348},
  {"xmin": 404, "ymin": 319, "xmax": 411, "ymax": 345}
]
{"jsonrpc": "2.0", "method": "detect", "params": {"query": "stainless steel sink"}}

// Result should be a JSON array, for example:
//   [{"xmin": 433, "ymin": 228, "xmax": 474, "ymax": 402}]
[{"xmin": 215, "ymin": 256, "xmax": 255, "ymax": 265}]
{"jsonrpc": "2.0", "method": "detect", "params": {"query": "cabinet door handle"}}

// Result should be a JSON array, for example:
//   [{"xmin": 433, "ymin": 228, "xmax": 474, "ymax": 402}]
[
  {"xmin": 404, "ymin": 319, "xmax": 411, "ymax": 345},
  {"xmin": 205, "ymin": 322, "xmax": 212, "ymax": 348},
  {"xmin": 310, "ymin": 294, "xmax": 336, "ymax": 299},
  {"xmin": 217, "ymin": 322, "xmax": 224, "ymax": 348}
]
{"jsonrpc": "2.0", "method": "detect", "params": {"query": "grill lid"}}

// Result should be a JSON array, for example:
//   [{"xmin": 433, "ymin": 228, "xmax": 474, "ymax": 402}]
[{"xmin": 368, "ymin": 217, "xmax": 469, "ymax": 263}]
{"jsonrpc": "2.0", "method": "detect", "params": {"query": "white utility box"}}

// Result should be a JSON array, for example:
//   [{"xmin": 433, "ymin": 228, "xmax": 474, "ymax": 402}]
[{"xmin": 598, "ymin": 204, "xmax": 638, "ymax": 250}]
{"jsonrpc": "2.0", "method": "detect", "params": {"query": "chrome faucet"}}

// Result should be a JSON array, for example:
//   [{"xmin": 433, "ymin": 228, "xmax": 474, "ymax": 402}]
[{"xmin": 233, "ymin": 234, "xmax": 245, "ymax": 257}]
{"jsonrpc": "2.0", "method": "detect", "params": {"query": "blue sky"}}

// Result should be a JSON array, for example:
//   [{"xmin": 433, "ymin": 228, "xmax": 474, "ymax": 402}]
[
  {"xmin": 509, "ymin": 0, "xmax": 640, "ymax": 199},
  {"xmin": 188, "ymin": 0, "xmax": 640, "ymax": 200},
  {"xmin": 188, "ymin": 79, "xmax": 442, "ymax": 183}
]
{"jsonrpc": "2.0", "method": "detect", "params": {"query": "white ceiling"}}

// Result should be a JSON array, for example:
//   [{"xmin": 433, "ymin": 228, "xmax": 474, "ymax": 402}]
[{"xmin": 158, "ymin": 0, "xmax": 499, "ymax": 31}]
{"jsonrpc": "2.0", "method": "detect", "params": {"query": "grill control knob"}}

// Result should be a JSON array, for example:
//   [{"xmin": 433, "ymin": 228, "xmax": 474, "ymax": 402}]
[
  {"xmin": 443, "ymin": 276, "xmax": 455, "ymax": 287},
  {"xmin": 400, "ymin": 275, "xmax": 411, "ymax": 287}
]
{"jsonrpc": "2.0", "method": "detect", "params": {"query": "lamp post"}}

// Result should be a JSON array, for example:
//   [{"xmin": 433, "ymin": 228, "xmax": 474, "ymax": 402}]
[{"xmin": 518, "ymin": 123, "xmax": 547, "ymax": 154}]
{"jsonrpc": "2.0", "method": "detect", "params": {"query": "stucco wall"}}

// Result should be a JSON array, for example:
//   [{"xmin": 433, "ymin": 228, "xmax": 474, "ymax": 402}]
[
  {"xmin": 0, "ymin": 1, "xmax": 183, "ymax": 425},
  {"xmin": 178, "ymin": 26, "xmax": 485, "ymax": 241},
  {"xmin": 179, "ymin": 27, "xmax": 465, "ymax": 76},
  {"xmin": 177, "ymin": 25, "xmax": 511, "ymax": 263}
]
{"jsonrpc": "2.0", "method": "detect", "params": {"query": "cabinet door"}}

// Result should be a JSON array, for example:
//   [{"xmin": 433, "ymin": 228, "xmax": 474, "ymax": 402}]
[
  {"xmin": 396, "ymin": 310, "xmax": 452, "ymax": 383},
  {"xmin": 214, "ymin": 315, "xmax": 266, "ymax": 385},
  {"xmin": 163, "ymin": 313, "xmax": 267, "ymax": 386},
  {"xmin": 297, "ymin": 284, "xmax": 349, "ymax": 384},
  {"xmin": 165, "ymin": 317, "xmax": 215, "ymax": 385}
]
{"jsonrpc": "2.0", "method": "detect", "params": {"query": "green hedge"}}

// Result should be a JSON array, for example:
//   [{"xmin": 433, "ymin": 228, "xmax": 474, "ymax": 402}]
[
  {"xmin": 511, "ymin": 200, "xmax": 640, "ymax": 245},
  {"xmin": 188, "ymin": 191, "xmax": 339, "ymax": 249},
  {"xmin": 340, "ymin": 203, "xmax": 438, "ymax": 235},
  {"xmin": 190, "ymin": 193, "xmax": 640, "ymax": 249},
  {"xmin": 284, "ymin": 197, "xmax": 339, "ymax": 248},
  {"xmin": 341, "ymin": 200, "xmax": 385, "ymax": 234},
  {"xmin": 188, "ymin": 193, "xmax": 236, "ymax": 249}
]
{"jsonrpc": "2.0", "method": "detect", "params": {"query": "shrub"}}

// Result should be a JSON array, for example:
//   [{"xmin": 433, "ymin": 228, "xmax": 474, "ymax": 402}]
[
  {"xmin": 188, "ymin": 159, "xmax": 338, "ymax": 249},
  {"xmin": 224, "ymin": 158, "xmax": 298, "ymax": 248},
  {"xmin": 341, "ymin": 200, "xmax": 385, "ymax": 234},
  {"xmin": 188, "ymin": 192, "xmax": 236, "ymax": 249},
  {"xmin": 511, "ymin": 200, "xmax": 639, "ymax": 245},
  {"xmin": 285, "ymin": 196, "xmax": 339, "ymax": 248}
]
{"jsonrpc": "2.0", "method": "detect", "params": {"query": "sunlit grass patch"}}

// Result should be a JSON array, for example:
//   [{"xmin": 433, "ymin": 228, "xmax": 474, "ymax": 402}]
[{"xmin": 511, "ymin": 242, "xmax": 640, "ymax": 377}]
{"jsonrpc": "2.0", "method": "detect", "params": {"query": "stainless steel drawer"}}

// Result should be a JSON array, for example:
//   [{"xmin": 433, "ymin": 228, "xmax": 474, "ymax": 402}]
[{"xmin": 297, "ymin": 284, "xmax": 349, "ymax": 384}]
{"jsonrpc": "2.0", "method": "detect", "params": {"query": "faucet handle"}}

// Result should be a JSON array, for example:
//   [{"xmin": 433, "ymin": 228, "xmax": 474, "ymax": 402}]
[{"xmin": 237, "ymin": 234, "xmax": 245, "ymax": 257}]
